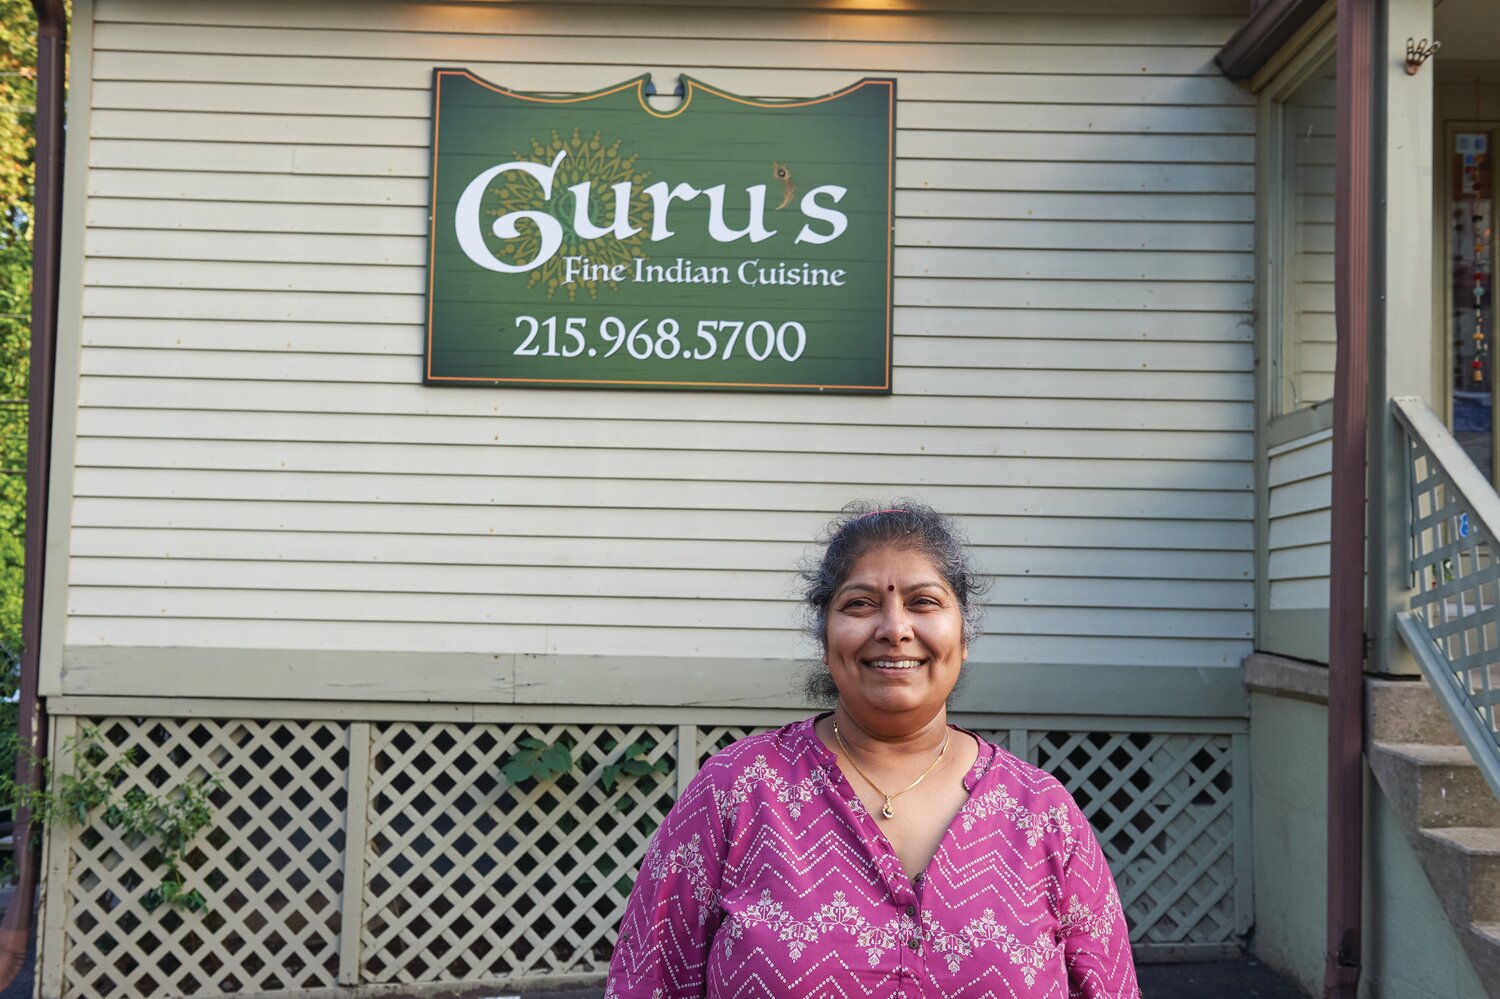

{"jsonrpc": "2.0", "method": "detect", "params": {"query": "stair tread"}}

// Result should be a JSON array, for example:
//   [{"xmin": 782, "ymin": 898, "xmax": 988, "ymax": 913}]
[
  {"xmin": 1371, "ymin": 741, "xmax": 1481, "ymax": 766},
  {"xmin": 1423, "ymin": 827, "xmax": 1500, "ymax": 853}
]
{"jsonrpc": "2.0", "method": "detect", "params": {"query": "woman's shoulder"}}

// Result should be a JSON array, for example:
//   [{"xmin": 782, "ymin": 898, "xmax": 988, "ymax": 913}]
[
  {"xmin": 962, "ymin": 739, "xmax": 1090, "ymax": 851},
  {"xmin": 693, "ymin": 716, "xmax": 824, "ymax": 784},
  {"xmin": 980, "ymin": 742, "xmax": 1071, "ymax": 797}
]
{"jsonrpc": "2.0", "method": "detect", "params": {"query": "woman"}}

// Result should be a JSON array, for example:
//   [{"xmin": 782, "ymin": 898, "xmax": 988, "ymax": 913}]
[{"xmin": 607, "ymin": 503, "xmax": 1139, "ymax": 998}]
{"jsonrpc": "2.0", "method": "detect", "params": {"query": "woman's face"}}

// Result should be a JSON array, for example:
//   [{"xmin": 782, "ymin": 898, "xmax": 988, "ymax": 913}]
[{"xmin": 824, "ymin": 544, "xmax": 968, "ymax": 734}]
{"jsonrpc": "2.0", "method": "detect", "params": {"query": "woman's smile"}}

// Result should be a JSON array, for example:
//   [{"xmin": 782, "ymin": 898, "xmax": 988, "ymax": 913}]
[{"xmin": 864, "ymin": 657, "xmax": 925, "ymax": 670}]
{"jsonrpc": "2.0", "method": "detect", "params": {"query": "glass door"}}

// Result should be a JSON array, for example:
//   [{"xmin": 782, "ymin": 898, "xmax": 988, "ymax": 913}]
[{"xmin": 1452, "ymin": 129, "xmax": 1497, "ymax": 482}]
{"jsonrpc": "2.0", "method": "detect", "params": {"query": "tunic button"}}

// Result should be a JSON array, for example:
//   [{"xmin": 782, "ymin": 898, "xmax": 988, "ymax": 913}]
[
  {"xmin": 907, "ymin": 936, "xmax": 921, "ymax": 951},
  {"xmin": 905, "ymin": 904, "xmax": 917, "ymax": 918}
]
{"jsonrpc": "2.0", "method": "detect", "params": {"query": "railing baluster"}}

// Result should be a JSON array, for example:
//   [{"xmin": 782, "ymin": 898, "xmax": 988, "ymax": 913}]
[
  {"xmin": 1405, "ymin": 433, "xmax": 1419, "ymax": 588},
  {"xmin": 1392, "ymin": 397, "xmax": 1500, "ymax": 804}
]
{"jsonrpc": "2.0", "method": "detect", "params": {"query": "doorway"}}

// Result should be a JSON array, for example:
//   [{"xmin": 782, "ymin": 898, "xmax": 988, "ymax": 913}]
[{"xmin": 1447, "ymin": 124, "xmax": 1497, "ymax": 481}]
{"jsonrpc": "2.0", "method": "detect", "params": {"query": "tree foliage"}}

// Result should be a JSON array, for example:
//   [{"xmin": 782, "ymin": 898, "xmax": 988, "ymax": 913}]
[{"xmin": 0, "ymin": 0, "xmax": 41, "ymax": 818}]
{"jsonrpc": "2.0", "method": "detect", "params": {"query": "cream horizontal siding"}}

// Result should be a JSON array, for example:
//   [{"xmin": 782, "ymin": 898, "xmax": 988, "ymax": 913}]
[
  {"xmin": 79, "ymin": 377, "xmax": 1252, "ymax": 430},
  {"xmin": 71, "ymin": 528, "xmax": 1251, "ymax": 579},
  {"xmin": 1266, "ymin": 429, "xmax": 1332, "ymax": 612},
  {"xmin": 63, "ymin": 0, "xmax": 1256, "ymax": 677}
]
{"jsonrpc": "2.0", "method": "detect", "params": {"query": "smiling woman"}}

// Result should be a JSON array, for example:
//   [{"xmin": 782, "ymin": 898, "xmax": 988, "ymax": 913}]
[{"xmin": 607, "ymin": 503, "xmax": 1141, "ymax": 998}]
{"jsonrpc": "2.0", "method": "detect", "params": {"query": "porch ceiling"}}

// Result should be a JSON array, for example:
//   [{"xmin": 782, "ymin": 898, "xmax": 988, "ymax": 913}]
[{"xmin": 1437, "ymin": 0, "xmax": 1500, "ymax": 64}]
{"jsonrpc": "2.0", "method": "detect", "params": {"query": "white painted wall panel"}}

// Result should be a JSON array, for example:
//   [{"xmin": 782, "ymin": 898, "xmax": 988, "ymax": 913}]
[{"xmin": 65, "ymin": 0, "xmax": 1256, "ymax": 677}]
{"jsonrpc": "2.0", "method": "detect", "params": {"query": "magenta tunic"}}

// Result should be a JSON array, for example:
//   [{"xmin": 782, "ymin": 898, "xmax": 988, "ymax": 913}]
[{"xmin": 607, "ymin": 717, "xmax": 1140, "ymax": 998}]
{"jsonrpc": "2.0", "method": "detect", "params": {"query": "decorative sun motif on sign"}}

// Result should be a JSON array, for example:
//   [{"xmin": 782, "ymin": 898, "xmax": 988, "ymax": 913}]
[{"xmin": 489, "ymin": 128, "xmax": 653, "ymax": 301}]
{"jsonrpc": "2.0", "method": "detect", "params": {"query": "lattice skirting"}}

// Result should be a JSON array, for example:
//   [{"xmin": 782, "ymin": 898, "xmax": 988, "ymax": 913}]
[{"xmin": 40, "ymin": 714, "xmax": 1248, "ymax": 998}]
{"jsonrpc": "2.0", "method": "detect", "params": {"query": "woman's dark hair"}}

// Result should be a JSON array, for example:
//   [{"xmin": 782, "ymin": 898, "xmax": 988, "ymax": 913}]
[{"xmin": 797, "ymin": 501, "xmax": 988, "ymax": 703}]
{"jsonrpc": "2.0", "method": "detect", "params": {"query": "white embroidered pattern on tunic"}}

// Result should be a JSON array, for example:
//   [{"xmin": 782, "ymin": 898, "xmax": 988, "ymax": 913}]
[
  {"xmin": 961, "ymin": 781, "xmax": 1077, "ymax": 849},
  {"xmin": 646, "ymin": 833, "xmax": 717, "ymax": 923},
  {"xmin": 714, "ymin": 755, "xmax": 833, "ymax": 820},
  {"xmin": 920, "ymin": 908, "xmax": 1059, "ymax": 986},
  {"xmin": 724, "ymin": 889, "xmax": 920, "ymax": 968},
  {"xmin": 1061, "ymin": 891, "xmax": 1124, "ymax": 952}
]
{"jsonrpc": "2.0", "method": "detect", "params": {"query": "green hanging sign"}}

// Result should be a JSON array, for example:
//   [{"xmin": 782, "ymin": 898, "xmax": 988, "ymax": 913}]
[{"xmin": 424, "ymin": 70, "xmax": 895, "ymax": 393}]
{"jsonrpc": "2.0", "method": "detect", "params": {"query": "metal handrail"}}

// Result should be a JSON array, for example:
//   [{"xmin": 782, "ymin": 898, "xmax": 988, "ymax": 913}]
[{"xmin": 1392, "ymin": 396, "xmax": 1500, "ymax": 804}]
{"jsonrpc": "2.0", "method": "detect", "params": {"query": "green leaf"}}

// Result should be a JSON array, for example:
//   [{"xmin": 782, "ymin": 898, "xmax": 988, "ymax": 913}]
[
  {"xmin": 622, "ymin": 759, "xmax": 652, "ymax": 776},
  {"xmin": 599, "ymin": 768, "xmax": 618, "ymax": 792},
  {"xmin": 501, "ymin": 760, "xmax": 532, "ymax": 784},
  {"xmin": 541, "ymin": 743, "xmax": 572, "ymax": 773},
  {"xmin": 518, "ymin": 737, "xmax": 546, "ymax": 750}
]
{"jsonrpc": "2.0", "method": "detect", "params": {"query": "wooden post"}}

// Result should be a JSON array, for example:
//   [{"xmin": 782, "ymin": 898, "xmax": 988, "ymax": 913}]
[
  {"xmin": 1326, "ymin": 0, "xmax": 1376, "ymax": 994},
  {"xmin": 37, "ymin": 716, "xmax": 77, "ymax": 999},
  {"xmin": 1367, "ymin": 0, "xmax": 1436, "ymax": 676},
  {"xmin": 338, "ymin": 722, "xmax": 372, "ymax": 986},
  {"xmin": 675, "ymin": 725, "xmax": 697, "ymax": 795}
]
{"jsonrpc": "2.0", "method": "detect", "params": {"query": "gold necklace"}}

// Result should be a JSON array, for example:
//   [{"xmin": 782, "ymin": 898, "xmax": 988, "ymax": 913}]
[{"xmin": 832, "ymin": 717, "xmax": 949, "ymax": 820}]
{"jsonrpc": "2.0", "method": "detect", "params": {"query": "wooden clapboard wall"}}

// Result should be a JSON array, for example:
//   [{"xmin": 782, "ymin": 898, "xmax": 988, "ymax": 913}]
[
  {"xmin": 1262, "ymin": 428, "xmax": 1331, "ymax": 662},
  {"xmin": 55, "ymin": 0, "xmax": 1256, "ymax": 696}
]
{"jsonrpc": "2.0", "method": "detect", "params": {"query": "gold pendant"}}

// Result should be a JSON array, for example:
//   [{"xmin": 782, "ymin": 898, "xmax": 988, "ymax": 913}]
[{"xmin": 881, "ymin": 798, "xmax": 895, "ymax": 819}]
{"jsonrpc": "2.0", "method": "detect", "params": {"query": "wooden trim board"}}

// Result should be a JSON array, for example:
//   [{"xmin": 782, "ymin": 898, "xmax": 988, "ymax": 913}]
[{"xmin": 56, "ymin": 646, "xmax": 1250, "ymax": 718}]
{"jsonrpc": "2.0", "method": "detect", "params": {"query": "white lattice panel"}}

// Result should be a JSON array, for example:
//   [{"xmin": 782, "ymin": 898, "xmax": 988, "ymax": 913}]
[
  {"xmin": 1032, "ymin": 730, "xmax": 1237, "ymax": 947},
  {"xmin": 359, "ymin": 722, "xmax": 677, "ymax": 982},
  {"xmin": 696, "ymin": 725, "xmax": 761, "ymax": 765},
  {"xmin": 970, "ymin": 727, "xmax": 1012, "ymax": 754},
  {"xmin": 57, "ymin": 717, "xmax": 349, "ymax": 999},
  {"xmin": 50, "ymin": 716, "xmax": 1244, "ymax": 997}
]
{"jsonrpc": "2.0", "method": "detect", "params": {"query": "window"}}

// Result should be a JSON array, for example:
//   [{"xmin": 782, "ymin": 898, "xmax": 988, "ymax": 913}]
[{"xmin": 1273, "ymin": 57, "xmax": 1337, "ymax": 415}]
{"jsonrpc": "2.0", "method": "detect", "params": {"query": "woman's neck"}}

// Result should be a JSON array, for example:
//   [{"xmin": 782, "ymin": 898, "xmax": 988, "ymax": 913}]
[{"xmin": 832, "ymin": 701, "xmax": 950, "ymax": 763}]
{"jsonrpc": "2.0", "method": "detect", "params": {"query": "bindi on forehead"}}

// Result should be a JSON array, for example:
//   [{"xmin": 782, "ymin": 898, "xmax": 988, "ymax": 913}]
[{"xmin": 887, "ymin": 584, "xmax": 895, "ymax": 592}]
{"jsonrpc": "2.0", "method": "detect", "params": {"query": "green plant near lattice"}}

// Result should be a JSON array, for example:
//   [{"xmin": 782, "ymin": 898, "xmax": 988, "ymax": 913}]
[
  {"xmin": 598, "ymin": 740, "xmax": 670, "ymax": 793},
  {"xmin": 103, "ymin": 780, "xmax": 221, "ymax": 913},
  {"xmin": 499, "ymin": 732, "xmax": 673, "ymax": 905},
  {"xmin": 501, "ymin": 734, "xmax": 670, "ymax": 805},
  {"xmin": 1, "ymin": 726, "xmax": 223, "ymax": 913},
  {"xmin": 501, "ymin": 736, "xmax": 574, "ymax": 785}
]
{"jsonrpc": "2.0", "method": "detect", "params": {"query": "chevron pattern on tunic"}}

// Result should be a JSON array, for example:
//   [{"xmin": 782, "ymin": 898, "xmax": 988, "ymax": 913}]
[{"xmin": 607, "ymin": 717, "xmax": 1141, "ymax": 998}]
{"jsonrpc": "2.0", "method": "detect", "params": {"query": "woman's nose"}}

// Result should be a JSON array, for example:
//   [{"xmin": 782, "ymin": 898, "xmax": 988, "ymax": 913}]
[{"xmin": 875, "ymin": 600, "xmax": 914, "ymax": 643}]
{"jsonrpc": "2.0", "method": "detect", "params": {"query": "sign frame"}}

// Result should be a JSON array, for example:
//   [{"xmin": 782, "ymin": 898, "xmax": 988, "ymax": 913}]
[{"xmin": 423, "ymin": 70, "xmax": 896, "ymax": 394}]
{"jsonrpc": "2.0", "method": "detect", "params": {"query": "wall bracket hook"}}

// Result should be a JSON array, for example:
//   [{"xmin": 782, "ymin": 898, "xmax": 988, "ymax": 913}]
[{"xmin": 1405, "ymin": 37, "xmax": 1440, "ymax": 75}]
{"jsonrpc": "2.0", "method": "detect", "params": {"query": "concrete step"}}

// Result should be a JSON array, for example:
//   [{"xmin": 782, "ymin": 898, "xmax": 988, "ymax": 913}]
[
  {"xmin": 1417, "ymin": 827, "xmax": 1500, "ymax": 925},
  {"xmin": 1465, "ymin": 924, "xmax": 1500, "ymax": 999},
  {"xmin": 1366, "ymin": 677, "xmax": 1461, "ymax": 746},
  {"xmin": 1368, "ymin": 742, "xmax": 1500, "ymax": 829},
  {"xmin": 1371, "ymin": 745, "xmax": 1500, "ymax": 999}
]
